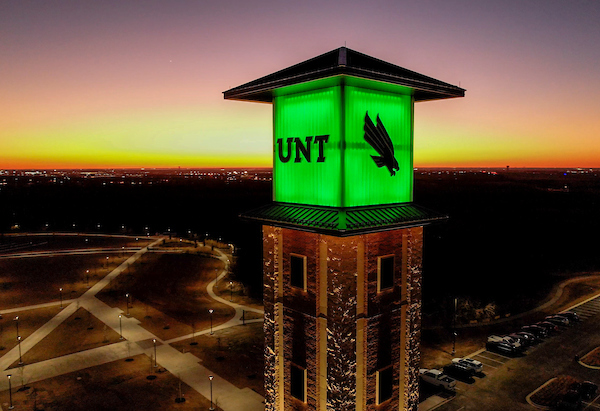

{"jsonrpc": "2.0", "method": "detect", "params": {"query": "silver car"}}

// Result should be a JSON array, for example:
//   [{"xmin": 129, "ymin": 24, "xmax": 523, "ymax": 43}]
[{"xmin": 452, "ymin": 357, "xmax": 483, "ymax": 373}]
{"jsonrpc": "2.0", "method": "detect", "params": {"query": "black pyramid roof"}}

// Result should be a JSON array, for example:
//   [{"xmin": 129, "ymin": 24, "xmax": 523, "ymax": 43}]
[{"xmin": 223, "ymin": 47, "xmax": 465, "ymax": 103}]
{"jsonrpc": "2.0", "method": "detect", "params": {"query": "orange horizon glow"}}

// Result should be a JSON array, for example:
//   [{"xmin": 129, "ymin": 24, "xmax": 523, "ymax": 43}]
[{"xmin": 2, "ymin": 2, "xmax": 599, "ymax": 171}]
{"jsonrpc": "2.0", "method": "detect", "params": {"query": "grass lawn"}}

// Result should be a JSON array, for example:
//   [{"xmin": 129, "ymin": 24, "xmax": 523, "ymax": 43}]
[
  {"xmin": 172, "ymin": 322, "xmax": 264, "ymax": 397},
  {"xmin": 0, "ymin": 254, "xmax": 133, "ymax": 310},
  {"xmin": 0, "ymin": 306, "xmax": 62, "ymax": 353},
  {"xmin": 9, "ymin": 307, "xmax": 122, "ymax": 368},
  {"xmin": 581, "ymin": 346, "xmax": 600, "ymax": 367},
  {"xmin": 0, "ymin": 234, "xmax": 152, "ymax": 254},
  {"xmin": 529, "ymin": 375, "xmax": 578, "ymax": 408},
  {"xmin": 96, "ymin": 253, "xmax": 237, "ymax": 340},
  {"xmin": 0, "ymin": 354, "xmax": 221, "ymax": 410}
]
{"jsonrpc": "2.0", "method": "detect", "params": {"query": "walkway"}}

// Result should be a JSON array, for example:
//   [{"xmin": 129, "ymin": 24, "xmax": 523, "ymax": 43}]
[{"xmin": 0, "ymin": 238, "xmax": 265, "ymax": 411}]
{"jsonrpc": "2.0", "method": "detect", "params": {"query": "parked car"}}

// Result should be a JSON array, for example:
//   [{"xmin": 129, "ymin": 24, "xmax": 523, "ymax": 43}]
[
  {"xmin": 558, "ymin": 311, "xmax": 580, "ymax": 322},
  {"xmin": 443, "ymin": 362, "xmax": 474, "ymax": 379},
  {"xmin": 515, "ymin": 331, "xmax": 539, "ymax": 345},
  {"xmin": 452, "ymin": 357, "xmax": 483, "ymax": 373},
  {"xmin": 536, "ymin": 321, "xmax": 559, "ymax": 333},
  {"xmin": 580, "ymin": 381, "xmax": 598, "ymax": 400},
  {"xmin": 556, "ymin": 389, "xmax": 582, "ymax": 411},
  {"xmin": 488, "ymin": 335, "xmax": 523, "ymax": 350},
  {"xmin": 507, "ymin": 333, "xmax": 526, "ymax": 345},
  {"xmin": 521, "ymin": 325, "xmax": 548, "ymax": 339},
  {"xmin": 419, "ymin": 369, "xmax": 457, "ymax": 391},
  {"xmin": 508, "ymin": 332, "xmax": 531, "ymax": 346},
  {"xmin": 486, "ymin": 341, "xmax": 519, "ymax": 355},
  {"xmin": 545, "ymin": 315, "xmax": 569, "ymax": 326}
]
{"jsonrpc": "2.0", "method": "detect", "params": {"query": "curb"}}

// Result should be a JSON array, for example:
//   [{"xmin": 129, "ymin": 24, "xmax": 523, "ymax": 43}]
[{"xmin": 525, "ymin": 377, "xmax": 556, "ymax": 410}]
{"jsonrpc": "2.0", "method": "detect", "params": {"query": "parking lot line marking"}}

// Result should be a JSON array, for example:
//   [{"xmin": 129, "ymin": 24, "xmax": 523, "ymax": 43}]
[
  {"xmin": 479, "ymin": 362, "xmax": 498, "ymax": 369},
  {"xmin": 565, "ymin": 293, "xmax": 600, "ymax": 312},
  {"xmin": 476, "ymin": 353, "xmax": 506, "ymax": 364},
  {"xmin": 484, "ymin": 351, "xmax": 514, "ymax": 360},
  {"xmin": 582, "ymin": 393, "xmax": 600, "ymax": 410},
  {"xmin": 465, "ymin": 348, "xmax": 486, "ymax": 358},
  {"xmin": 576, "ymin": 310, "xmax": 597, "ymax": 316}
]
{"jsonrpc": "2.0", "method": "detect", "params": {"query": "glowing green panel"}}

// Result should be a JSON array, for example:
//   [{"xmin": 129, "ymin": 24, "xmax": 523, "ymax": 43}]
[
  {"xmin": 273, "ymin": 77, "xmax": 413, "ymax": 207},
  {"xmin": 273, "ymin": 86, "xmax": 342, "ymax": 206},
  {"xmin": 344, "ymin": 85, "xmax": 413, "ymax": 206}
]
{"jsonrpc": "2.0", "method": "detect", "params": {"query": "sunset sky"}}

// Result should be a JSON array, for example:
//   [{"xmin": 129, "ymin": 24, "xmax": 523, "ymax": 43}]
[{"xmin": 2, "ymin": 0, "xmax": 599, "ymax": 169}]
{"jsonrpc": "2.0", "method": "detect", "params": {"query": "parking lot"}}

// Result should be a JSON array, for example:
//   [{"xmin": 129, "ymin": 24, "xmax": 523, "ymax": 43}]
[{"xmin": 419, "ymin": 293, "xmax": 600, "ymax": 410}]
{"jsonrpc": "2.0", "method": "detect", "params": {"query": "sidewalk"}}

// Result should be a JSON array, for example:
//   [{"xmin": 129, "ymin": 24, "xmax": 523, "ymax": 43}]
[{"xmin": 0, "ymin": 240, "xmax": 266, "ymax": 411}]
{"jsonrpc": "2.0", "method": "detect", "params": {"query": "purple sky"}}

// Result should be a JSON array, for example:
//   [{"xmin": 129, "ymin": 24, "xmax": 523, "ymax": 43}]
[{"xmin": 2, "ymin": 0, "xmax": 599, "ymax": 168}]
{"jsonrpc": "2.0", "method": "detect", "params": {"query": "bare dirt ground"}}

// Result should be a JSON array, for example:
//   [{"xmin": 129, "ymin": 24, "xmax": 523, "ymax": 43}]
[
  {"xmin": 0, "ymin": 234, "xmax": 152, "ymax": 254},
  {"xmin": 0, "ymin": 253, "xmax": 133, "ymax": 310},
  {"xmin": 0, "ymin": 307, "xmax": 62, "ymax": 353},
  {"xmin": 0, "ymin": 354, "xmax": 222, "ymax": 411},
  {"xmin": 96, "ymin": 252, "xmax": 237, "ymax": 340},
  {"xmin": 214, "ymin": 275, "xmax": 264, "ymax": 312},
  {"xmin": 172, "ymin": 322, "xmax": 264, "ymax": 397},
  {"xmin": 9, "ymin": 307, "xmax": 122, "ymax": 368}
]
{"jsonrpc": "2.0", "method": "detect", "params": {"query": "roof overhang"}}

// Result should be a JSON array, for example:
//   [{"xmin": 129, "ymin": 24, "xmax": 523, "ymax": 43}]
[
  {"xmin": 241, "ymin": 202, "xmax": 448, "ymax": 237},
  {"xmin": 224, "ymin": 47, "xmax": 465, "ymax": 103}
]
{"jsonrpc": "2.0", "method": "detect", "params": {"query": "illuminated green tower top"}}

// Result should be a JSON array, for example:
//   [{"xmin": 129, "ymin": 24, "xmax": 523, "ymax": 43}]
[{"xmin": 225, "ymin": 47, "xmax": 464, "ymax": 235}]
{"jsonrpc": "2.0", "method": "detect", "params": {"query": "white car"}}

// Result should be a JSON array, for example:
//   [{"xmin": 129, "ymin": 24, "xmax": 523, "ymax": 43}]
[
  {"xmin": 488, "ymin": 335, "xmax": 522, "ymax": 349},
  {"xmin": 419, "ymin": 369, "xmax": 457, "ymax": 390},
  {"xmin": 452, "ymin": 357, "xmax": 483, "ymax": 373}
]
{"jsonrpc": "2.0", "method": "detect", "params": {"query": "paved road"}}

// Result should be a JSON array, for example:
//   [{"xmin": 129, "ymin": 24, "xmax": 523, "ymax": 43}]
[{"xmin": 0, "ymin": 239, "xmax": 265, "ymax": 411}]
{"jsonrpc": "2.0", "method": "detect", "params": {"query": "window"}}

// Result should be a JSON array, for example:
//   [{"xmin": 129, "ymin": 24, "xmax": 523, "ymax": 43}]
[
  {"xmin": 290, "ymin": 254, "xmax": 306, "ymax": 290},
  {"xmin": 376, "ymin": 366, "xmax": 393, "ymax": 404},
  {"xmin": 290, "ymin": 363, "xmax": 306, "ymax": 402},
  {"xmin": 378, "ymin": 255, "xmax": 394, "ymax": 291}
]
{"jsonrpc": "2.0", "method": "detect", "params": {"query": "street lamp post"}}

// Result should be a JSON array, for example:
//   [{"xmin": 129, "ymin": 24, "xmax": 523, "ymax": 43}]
[
  {"xmin": 17, "ymin": 335, "xmax": 23, "ymax": 365},
  {"xmin": 119, "ymin": 314, "xmax": 123, "ymax": 340},
  {"xmin": 59, "ymin": 287, "xmax": 63, "ymax": 308},
  {"xmin": 86, "ymin": 269, "xmax": 90, "ymax": 288},
  {"xmin": 452, "ymin": 297, "xmax": 457, "ymax": 355},
  {"xmin": 7, "ymin": 374, "xmax": 14, "ymax": 409},
  {"xmin": 209, "ymin": 375, "xmax": 215, "ymax": 410},
  {"xmin": 14, "ymin": 316, "xmax": 19, "ymax": 337},
  {"xmin": 125, "ymin": 293, "xmax": 130, "ymax": 316},
  {"xmin": 153, "ymin": 339, "xmax": 158, "ymax": 368},
  {"xmin": 209, "ymin": 309, "xmax": 214, "ymax": 335},
  {"xmin": 229, "ymin": 281, "xmax": 233, "ymax": 302},
  {"xmin": 106, "ymin": 256, "xmax": 109, "ymax": 268}
]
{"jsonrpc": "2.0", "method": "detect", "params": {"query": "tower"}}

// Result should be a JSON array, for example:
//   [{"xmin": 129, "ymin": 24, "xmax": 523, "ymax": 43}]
[{"xmin": 224, "ymin": 47, "xmax": 464, "ymax": 411}]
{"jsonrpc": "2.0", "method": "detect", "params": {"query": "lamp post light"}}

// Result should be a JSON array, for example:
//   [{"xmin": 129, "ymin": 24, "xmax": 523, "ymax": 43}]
[
  {"xmin": 105, "ymin": 256, "xmax": 109, "ymax": 268},
  {"xmin": 7, "ymin": 374, "xmax": 14, "ymax": 409},
  {"xmin": 59, "ymin": 287, "xmax": 63, "ymax": 308},
  {"xmin": 14, "ymin": 316, "xmax": 19, "ymax": 337},
  {"xmin": 153, "ymin": 338, "xmax": 158, "ymax": 368},
  {"xmin": 229, "ymin": 281, "xmax": 233, "ymax": 302},
  {"xmin": 17, "ymin": 335, "xmax": 23, "ymax": 365},
  {"xmin": 452, "ymin": 297, "xmax": 458, "ymax": 355},
  {"xmin": 125, "ymin": 293, "xmax": 130, "ymax": 316},
  {"xmin": 86, "ymin": 269, "xmax": 90, "ymax": 288},
  {"xmin": 119, "ymin": 314, "xmax": 123, "ymax": 340},
  {"xmin": 209, "ymin": 375, "xmax": 215, "ymax": 410},
  {"xmin": 209, "ymin": 309, "xmax": 214, "ymax": 335}
]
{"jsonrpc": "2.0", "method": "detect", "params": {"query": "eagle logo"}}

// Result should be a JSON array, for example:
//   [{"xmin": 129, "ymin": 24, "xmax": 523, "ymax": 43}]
[{"xmin": 363, "ymin": 112, "xmax": 399, "ymax": 176}]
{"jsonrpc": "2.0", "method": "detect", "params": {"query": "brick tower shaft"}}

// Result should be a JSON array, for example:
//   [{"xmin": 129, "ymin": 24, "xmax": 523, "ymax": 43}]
[{"xmin": 263, "ymin": 226, "xmax": 423, "ymax": 411}]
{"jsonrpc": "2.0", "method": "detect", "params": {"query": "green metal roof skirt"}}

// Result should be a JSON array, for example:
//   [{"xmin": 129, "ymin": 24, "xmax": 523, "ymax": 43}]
[{"xmin": 241, "ymin": 202, "xmax": 447, "ymax": 236}]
